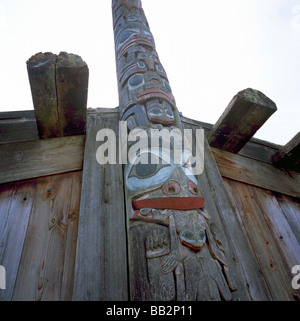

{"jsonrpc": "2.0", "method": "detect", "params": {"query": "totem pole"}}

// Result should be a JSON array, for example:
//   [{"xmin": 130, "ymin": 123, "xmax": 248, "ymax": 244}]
[{"xmin": 112, "ymin": 0, "xmax": 236, "ymax": 300}]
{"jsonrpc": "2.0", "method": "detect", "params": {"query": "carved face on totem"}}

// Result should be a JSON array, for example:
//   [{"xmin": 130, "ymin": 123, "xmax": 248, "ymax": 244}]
[
  {"xmin": 114, "ymin": 9, "xmax": 178, "ymax": 127},
  {"xmin": 124, "ymin": 130, "xmax": 207, "ymax": 252}
]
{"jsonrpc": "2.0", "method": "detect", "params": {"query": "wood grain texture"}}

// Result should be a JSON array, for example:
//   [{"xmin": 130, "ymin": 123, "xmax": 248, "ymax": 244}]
[
  {"xmin": 27, "ymin": 52, "xmax": 59, "ymax": 138},
  {"xmin": 197, "ymin": 136, "xmax": 271, "ymax": 300},
  {"xmin": 12, "ymin": 171, "xmax": 82, "ymax": 301},
  {"xmin": 72, "ymin": 112, "xmax": 128, "ymax": 301},
  {"xmin": 212, "ymin": 147, "xmax": 300, "ymax": 199},
  {"xmin": 0, "ymin": 110, "xmax": 38, "ymax": 145},
  {"xmin": 223, "ymin": 178, "xmax": 300, "ymax": 301},
  {"xmin": 55, "ymin": 52, "xmax": 88, "ymax": 137},
  {"xmin": 0, "ymin": 135, "xmax": 85, "ymax": 184},
  {"xmin": 27, "ymin": 52, "xmax": 88, "ymax": 139},
  {"xmin": 0, "ymin": 181, "xmax": 35, "ymax": 301},
  {"xmin": 207, "ymin": 88, "xmax": 277, "ymax": 153}
]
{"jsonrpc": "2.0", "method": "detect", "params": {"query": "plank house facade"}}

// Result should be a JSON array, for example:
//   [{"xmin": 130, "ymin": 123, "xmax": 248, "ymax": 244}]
[{"xmin": 0, "ymin": 0, "xmax": 300, "ymax": 301}]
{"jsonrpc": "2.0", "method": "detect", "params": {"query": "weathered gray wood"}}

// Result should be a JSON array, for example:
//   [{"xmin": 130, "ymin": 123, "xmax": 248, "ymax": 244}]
[
  {"xmin": 224, "ymin": 179, "xmax": 299, "ymax": 300},
  {"xmin": 12, "ymin": 172, "xmax": 82, "ymax": 300},
  {"xmin": 198, "ymin": 138, "xmax": 272, "ymax": 300},
  {"xmin": 73, "ymin": 112, "xmax": 128, "ymax": 301},
  {"xmin": 207, "ymin": 88, "xmax": 277, "ymax": 153},
  {"xmin": 27, "ymin": 52, "xmax": 59, "ymax": 138},
  {"xmin": 276, "ymin": 194, "xmax": 300, "ymax": 245},
  {"xmin": 255, "ymin": 188, "xmax": 300, "ymax": 272},
  {"xmin": 212, "ymin": 147, "xmax": 300, "ymax": 199},
  {"xmin": 56, "ymin": 52, "xmax": 88, "ymax": 136},
  {"xmin": 272, "ymin": 132, "xmax": 300, "ymax": 172},
  {"xmin": 0, "ymin": 182, "xmax": 34, "ymax": 301},
  {"xmin": 238, "ymin": 139, "xmax": 280, "ymax": 165},
  {"xmin": 0, "ymin": 135, "xmax": 85, "ymax": 184},
  {"xmin": 0, "ymin": 110, "xmax": 38, "ymax": 144},
  {"xmin": 27, "ymin": 52, "xmax": 88, "ymax": 139}
]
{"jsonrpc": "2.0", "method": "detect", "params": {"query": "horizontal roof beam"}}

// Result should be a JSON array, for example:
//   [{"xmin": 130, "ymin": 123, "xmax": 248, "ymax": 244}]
[
  {"xmin": 272, "ymin": 132, "xmax": 300, "ymax": 173},
  {"xmin": 207, "ymin": 88, "xmax": 277, "ymax": 153}
]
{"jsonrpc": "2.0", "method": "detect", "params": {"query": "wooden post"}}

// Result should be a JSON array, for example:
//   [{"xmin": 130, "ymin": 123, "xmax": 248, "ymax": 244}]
[
  {"xmin": 27, "ymin": 52, "xmax": 88, "ymax": 139},
  {"xmin": 272, "ymin": 132, "xmax": 300, "ymax": 172},
  {"xmin": 207, "ymin": 88, "xmax": 277, "ymax": 153}
]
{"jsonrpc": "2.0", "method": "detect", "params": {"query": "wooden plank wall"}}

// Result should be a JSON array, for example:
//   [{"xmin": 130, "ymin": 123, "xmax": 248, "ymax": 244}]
[
  {"xmin": 0, "ymin": 170, "xmax": 82, "ymax": 301},
  {"xmin": 224, "ymin": 178, "xmax": 300, "ymax": 301},
  {"xmin": 72, "ymin": 110, "xmax": 128, "ymax": 301},
  {"xmin": 183, "ymin": 121, "xmax": 272, "ymax": 300},
  {"xmin": 0, "ymin": 108, "xmax": 299, "ymax": 301}
]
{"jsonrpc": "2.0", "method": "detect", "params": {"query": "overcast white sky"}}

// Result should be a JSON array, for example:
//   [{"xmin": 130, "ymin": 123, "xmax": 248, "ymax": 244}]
[{"xmin": 0, "ymin": 0, "xmax": 299, "ymax": 145}]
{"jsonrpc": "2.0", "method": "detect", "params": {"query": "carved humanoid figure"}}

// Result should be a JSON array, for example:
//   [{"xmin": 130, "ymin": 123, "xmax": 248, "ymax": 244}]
[{"xmin": 112, "ymin": 0, "xmax": 236, "ymax": 300}]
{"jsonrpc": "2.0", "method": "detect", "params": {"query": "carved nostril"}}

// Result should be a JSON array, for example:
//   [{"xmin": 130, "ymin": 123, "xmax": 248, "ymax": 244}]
[
  {"xmin": 162, "ymin": 180, "xmax": 180, "ymax": 195},
  {"xmin": 189, "ymin": 181, "xmax": 201, "ymax": 195}
]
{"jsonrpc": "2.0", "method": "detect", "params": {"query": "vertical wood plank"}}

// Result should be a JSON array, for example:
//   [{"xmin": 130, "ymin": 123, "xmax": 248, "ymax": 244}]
[
  {"xmin": 12, "ymin": 172, "xmax": 82, "ymax": 300},
  {"xmin": 276, "ymin": 195, "xmax": 300, "ymax": 244},
  {"xmin": 0, "ymin": 181, "xmax": 35, "ymax": 301},
  {"xmin": 255, "ymin": 189, "xmax": 300, "ymax": 270},
  {"xmin": 224, "ymin": 179, "xmax": 295, "ymax": 300},
  {"xmin": 200, "ymin": 138, "xmax": 272, "ymax": 300},
  {"xmin": 60, "ymin": 171, "xmax": 83, "ymax": 301},
  {"xmin": 72, "ymin": 112, "xmax": 128, "ymax": 301}
]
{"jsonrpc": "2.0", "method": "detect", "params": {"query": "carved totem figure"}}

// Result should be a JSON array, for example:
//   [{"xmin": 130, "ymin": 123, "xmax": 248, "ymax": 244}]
[{"xmin": 112, "ymin": 0, "xmax": 236, "ymax": 300}]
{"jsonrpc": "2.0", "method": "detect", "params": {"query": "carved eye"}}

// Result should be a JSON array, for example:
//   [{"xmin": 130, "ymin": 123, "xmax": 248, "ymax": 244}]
[
  {"xmin": 155, "ymin": 65, "xmax": 164, "ymax": 75},
  {"xmin": 149, "ymin": 107, "xmax": 162, "ymax": 116},
  {"xmin": 181, "ymin": 230, "xmax": 195, "ymax": 241},
  {"xmin": 117, "ymin": 28, "xmax": 138, "ymax": 48},
  {"xmin": 129, "ymin": 153, "xmax": 170, "ymax": 178},
  {"xmin": 189, "ymin": 181, "xmax": 201, "ymax": 195},
  {"xmin": 128, "ymin": 74, "xmax": 144, "ymax": 90},
  {"xmin": 137, "ymin": 53, "xmax": 148, "ymax": 59},
  {"xmin": 150, "ymin": 54, "xmax": 158, "ymax": 61},
  {"xmin": 127, "ymin": 15, "xmax": 138, "ymax": 22},
  {"xmin": 132, "ymin": 163, "xmax": 158, "ymax": 178},
  {"xmin": 164, "ymin": 81, "xmax": 172, "ymax": 93},
  {"xmin": 198, "ymin": 229, "xmax": 206, "ymax": 242},
  {"xmin": 137, "ymin": 61, "xmax": 146, "ymax": 69}
]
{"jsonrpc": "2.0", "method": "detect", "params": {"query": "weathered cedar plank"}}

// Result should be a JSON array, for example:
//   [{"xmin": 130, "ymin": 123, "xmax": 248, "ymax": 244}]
[
  {"xmin": 238, "ymin": 140, "xmax": 280, "ymax": 165},
  {"xmin": 60, "ymin": 171, "xmax": 83, "ymax": 301},
  {"xmin": 200, "ymin": 138, "xmax": 272, "ymax": 300},
  {"xmin": 27, "ymin": 52, "xmax": 60, "ymax": 138},
  {"xmin": 27, "ymin": 52, "xmax": 88, "ymax": 139},
  {"xmin": 0, "ymin": 111, "xmax": 38, "ymax": 144},
  {"xmin": 276, "ymin": 194, "xmax": 300, "ymax": 244},
  {"xmin": 0, "ymin": 135, "xmax": 85, "ymax": 184},
  {"xmin": 212, "ymin": 147, "xmax": 300, "ymax": 199},
  {"xmin": 254, "ymin": 188, "xmax": 300, "ymax": 272},
  {"xmin": 0, "ymin": 181, "xmax": 35, "ymax": 301},
  {"xmin": 55, "ymin": 52, "xmax": 88, "ymax": 137},
  {"xmin": 183, "ymin": 122, "xmax": 270, "ymax": 300},
  {"xmin": 272, "ymin": 132, "xmax": 300, "ymax": 172},
  {"xmin": 223, "ymin": 179, "xmax": 296, "ymax": 300},
  {"xmin": 207, "ymin": 88, "xmax": 277, "ymax": 153},
  {"xmin": 72, "ymin": 112, "xmax": 128, "ymax": 301},
  {"xmin": 12, "ymin": 172, "xmax": 81, "ymax": 300}
]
